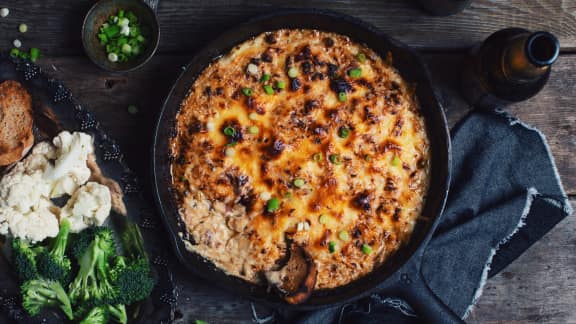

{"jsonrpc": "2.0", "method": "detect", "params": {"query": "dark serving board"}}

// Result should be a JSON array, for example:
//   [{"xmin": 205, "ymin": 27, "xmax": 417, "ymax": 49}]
[{"xmin": 0, "ymin": 54, "xmax": 177, "ymax": 324}]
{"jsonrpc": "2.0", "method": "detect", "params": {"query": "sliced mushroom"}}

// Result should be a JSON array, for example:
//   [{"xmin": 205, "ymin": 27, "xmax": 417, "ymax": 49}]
[{"xmin": 264, "ymin": 243, "xmax": 317, "ymax": 304}]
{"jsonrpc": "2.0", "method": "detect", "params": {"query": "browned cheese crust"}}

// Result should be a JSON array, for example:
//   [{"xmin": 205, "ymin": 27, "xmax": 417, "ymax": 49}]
[{"xmin": 171, "ymin": 29, "xmax": 430, "ymax": 290}]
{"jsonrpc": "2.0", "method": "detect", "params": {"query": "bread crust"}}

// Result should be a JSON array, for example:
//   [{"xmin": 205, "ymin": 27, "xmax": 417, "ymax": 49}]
[{"xmin": 0, "ymin": 80, "xmax": 34, "ymax": 166}]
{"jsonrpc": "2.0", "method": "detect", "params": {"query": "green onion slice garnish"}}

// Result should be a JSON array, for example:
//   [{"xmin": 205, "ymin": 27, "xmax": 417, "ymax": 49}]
[
  {"xmin": 338, "ymin": 230, "xmax": 350, "ymax": 242},
  {"xmin": 293, "ymin": 178, "xmax": 305, "ymax": 188},
  {"xmin": 313, "ymin": 153, "xmax": 323, "ymax": 162},
  {"xmin": 364, "ymin": 154, "xmax": 371, "ymax": 162},
  {"xmin": 248, "ymin": 126, "xmax": 259, "ymax": 134},
  {"xmin": 356, "ymin": 52, "xmax": 367, "ymax": 63},
  {"xmin": 242, "ymin": 87, "xmax": 254, "ymax": 97},
  {"xmin": 266, "ymin": 197, "xmax": 280, "ymax": 213},
  {"xmin": 338, "ymin": 127, "xmax": 350, "ymax": 139},
  {"xmin": 223, "ymin": 126, "xmax": 236, "ymax": 137},
  {"xmin": 391, "ymin": 156, "xmax": 401, "ymax": 166},
  {"xmin": 287, "ymin": 67, "xmax": 299, "ymax": 78},
  {"xmin": 362, "ymin": 244, "xmax": 373, "ymax": 255},
  {"xmin": 328, "ymin": 241, "xmax": 336, "ymax": 253},
  {"xmin": 276, "ymin": 80, "xmax": 286, "ymax": 89},
  {"xmin": 329, "ymin": 154, "xmax": 342, "ymax": 165},
  {"xmin": 338, "ymin": 92, "xmax": 347, "ymax": 102},
  {"xmin": 348, "ymin": 68, "xmax": 362, "ymax": 78},
  {"xmin": 318, "ymin": 214, "xmax": 329, "ymax": 225},
  {"xmin": 260, "ymin": 73, "xmax": 271, "ymax": 82},
  {"xmin": 263, "ymin": 84, "xmax": 274, "ymax": 95}
]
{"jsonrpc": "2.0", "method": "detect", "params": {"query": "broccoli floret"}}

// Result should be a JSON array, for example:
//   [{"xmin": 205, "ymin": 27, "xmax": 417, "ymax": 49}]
[
  {"xmin": 107, "ymin": 304, "xmax": 127, "ymax": 324},
  {"xmin": 37, "ymin": 219, "xmax": 72, "ymax": 285},
  {"xmin": 68, "ymin": 228, "xmax": 118, "ymax": 306},
  {"xmin": 72, "ymin": 226, "xmax": 115, "ymax": 260},
  {"xmin": 11, "ymin": 238, "xmax": 44, "ymax": 281},
  {"xmin": 79, "ymin": 306, "xmax": 109, "ymax": 324},
  {"xmin": 21, "ymin": 278, "xmax": 73, "ymax": 320},
  {"xmin": 110, "ymin": 256, "xmax": 155, "ymax": 305}
]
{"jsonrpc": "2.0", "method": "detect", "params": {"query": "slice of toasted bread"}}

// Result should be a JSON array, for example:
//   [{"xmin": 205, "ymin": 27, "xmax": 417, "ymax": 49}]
[{"xmin": 0, "ymin": 80, "xmax": 34, "ymax": 166}]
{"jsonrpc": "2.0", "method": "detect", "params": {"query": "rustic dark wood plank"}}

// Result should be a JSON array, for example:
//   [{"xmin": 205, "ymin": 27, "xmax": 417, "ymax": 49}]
[
  {"xmin": 424, "ymin": 53, "xmax": 576, "ymax": 195},
  {"xmin": 1, "ymin": 0, "xmax": 576, "ymax": 56},
  {"xmin": 467, "ymin": 198, "xmax": 576, "ymax": 324}
]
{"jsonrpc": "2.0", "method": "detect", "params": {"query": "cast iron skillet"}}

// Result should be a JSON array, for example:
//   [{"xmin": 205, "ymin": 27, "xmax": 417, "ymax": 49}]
[{"xmin": 153, "ymin": 9, "xmax": 458, "ymax": 323}]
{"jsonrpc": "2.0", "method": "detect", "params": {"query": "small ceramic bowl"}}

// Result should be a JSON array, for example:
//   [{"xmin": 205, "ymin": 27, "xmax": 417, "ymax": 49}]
[{"xmin": 82, "ymin": 0, "xmax": 160, "ymax": 72}]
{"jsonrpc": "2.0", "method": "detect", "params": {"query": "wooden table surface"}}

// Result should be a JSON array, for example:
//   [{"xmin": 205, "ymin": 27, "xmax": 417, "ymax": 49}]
[{"xmin": 1, "ymin": 1, "xmax": 575, "ymax": 323}]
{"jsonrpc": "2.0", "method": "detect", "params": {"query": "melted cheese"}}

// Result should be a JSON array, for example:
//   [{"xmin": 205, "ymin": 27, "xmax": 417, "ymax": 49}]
[{"xmin": 171, "ymin": 29, "xmax": 430, "ymax": 289}]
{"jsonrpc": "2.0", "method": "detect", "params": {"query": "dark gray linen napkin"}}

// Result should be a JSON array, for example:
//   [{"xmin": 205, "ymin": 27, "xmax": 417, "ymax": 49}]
[{"xmin": 278, "ymin": 111, "xmax": 572, "ymax": 324}]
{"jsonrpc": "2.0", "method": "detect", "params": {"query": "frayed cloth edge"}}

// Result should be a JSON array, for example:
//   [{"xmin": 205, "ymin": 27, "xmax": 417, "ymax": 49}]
[
  {"xmin": 463, "ymin": 187, "xmax": 538, "ymax": 318},
  {"xmin": 498, "ymin": 111, "xmax": 573, "ymax": 217}
]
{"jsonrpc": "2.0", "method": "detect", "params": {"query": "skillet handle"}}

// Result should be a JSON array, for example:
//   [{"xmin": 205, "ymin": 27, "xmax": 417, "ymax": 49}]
[
  {"xmin": 398, "ymin": 272, "xmax": 465, "ymax": 324},
  {"xmin": 142, "ymin": 0, "xmax": 159, "ymax": 11}
]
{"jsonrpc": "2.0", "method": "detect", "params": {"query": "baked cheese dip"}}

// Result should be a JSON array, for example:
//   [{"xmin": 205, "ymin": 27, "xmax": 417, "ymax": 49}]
[{"xmin": 170, "ymin": 29, "xmax": 430, "ymax": 301}]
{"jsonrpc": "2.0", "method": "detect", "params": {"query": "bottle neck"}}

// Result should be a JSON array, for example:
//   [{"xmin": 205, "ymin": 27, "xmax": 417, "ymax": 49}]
[{"xmin": 501, "ymin": 31, "xmax": 559, "ymax": 83}]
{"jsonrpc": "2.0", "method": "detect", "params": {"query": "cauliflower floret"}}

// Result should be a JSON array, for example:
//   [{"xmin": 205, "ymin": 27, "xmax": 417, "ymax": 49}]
[
  {"xmin": 0, "ymin": 169, "xmax": 51, "ymax": 213},
  {"xmin": 44, "ymin": 131, "xmax": 94, "ymax": 197},
  {"xmin": 0, "ymin": 199, "xmax": 59, "ymax": 243},
  {"xmin": 60, "ymin": 182, "xmax": 112, "ymax": 233},
  {"xmin": 24, "ymin": 142, "xmax": 57, "ymax": 172}
]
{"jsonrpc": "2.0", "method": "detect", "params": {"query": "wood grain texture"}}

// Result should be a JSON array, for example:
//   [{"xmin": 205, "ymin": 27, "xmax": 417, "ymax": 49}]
[
  {"xmin": 424, "ymin": 53, "xmax": 576, "ymax": 195},
  {"xmin": 1, "ymin": 0, "xmax": 576, "ymax": 56},
  {"xmin": 467, "ymin": 199, "xmax": 576, "ymax": 324}
]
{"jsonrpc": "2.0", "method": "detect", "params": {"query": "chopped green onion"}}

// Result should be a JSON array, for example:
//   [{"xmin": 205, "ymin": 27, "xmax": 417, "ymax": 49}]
[
  {"xmin": 313, "ymin": 153, "xmax": 323, "ymax": 162},
  {"xmin": 18, "ymin": 23, "xmax": 28, "ymax": 33},
  {"xmin": 260, "ymin": 73, "xmax": 271, "ymax": 82},
  {"xmin": 287, "ymin": 67, "xmax": 299, "ymax": 78},
  {"xmin": 9, "ymin": 48, "xmax": 20, "ymax": 57},
  {"xmin": 263, "ymin": 84, "xmax": 274, "ymax": 95},
  {"xmin": 338, "ymin": 127, "xmax": 350, "ymax": 139},
  {"xmin": 248, "ymin": 112, "xmax": 258, "ymax": 120},
  {"xmin": 356, "ymin": 52, "xmax": 367, "ymax": 63},
  {"xmin": 391, "ymin": 156, "xmax": 401, "ymax": 166},
  {"xmin": 348, "ymin": 68, "xmax": 362, "ymax": 78},
  {"xmin": 293, "ymin": 178, "xmax": 305, "ymax": 188},
  {"xmin": 338, "ymin": 230, "xmax": 350, "ymax": 242},
  {"xmin": 328, "ymin": 241, "xmax": 336, "ymax": 253},
  {"xmin": 108, "ymin": 52, "xmax": 118, "ymax": 62},
  {"xmin": 12, "ymin": 39, "xmax": 21, "ymax": 48},
  {"xmin": 195, "ymin": 320, "xmax": 208, "ymax": 324},
  {"xmin": 242, "ymin": 87, "xmax": 253, "ymax": 96},
  {"xmin": 266, "ymin": 197, "xmax": 280, "ymax": 213},
  {"xmin": 362, "ymin": 244, "xmax": 373, "ymax": 255},
  {"xmin": 248, "ymin": 126, "xmax": 259, "ymax": 134},
  {"xmin": 284, "ymin": 191, "xmax": 293, "ymax": 199},
  {"xmin": 276, "ymin": 80, "xmax": 286, "ymax": 89},
  {"xmin": 364, "ymin": 154, "xmax": 371, "ymax": 162},
  {"xmin": 226, "ymin": 141, "xmax": 237, "ymax": 147},
  {"xmin": 329, "ymin": 154, "xmax": 342, "ymax": 165},
  {"xmin": 121, "ymin": 43, "xmax": 132, "ymax": 54},
  {"xmin": 319, "ymin": 214, "xmax": 329, "ymax": 225},
  {"xmin": 246, "ymin": 63, "xmax": 259, "ymax": 75},
  {"xmin": 223, "ymin": 126, "xmax": 236, "ymax": 137},
  {"xmin": 127, "ymin": 105, "xmax": 138, "ymax": 115},
  {"xmin": 338, "ymin": 92, "xmax": 347, "ymax": 102},
  {"xmin": 225, "ymin": 147, "xmax": 235, "ymax": 157}
]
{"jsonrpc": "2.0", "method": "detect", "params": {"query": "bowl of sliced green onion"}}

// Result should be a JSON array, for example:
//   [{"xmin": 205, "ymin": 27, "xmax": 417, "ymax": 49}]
[{"xmin": 82, "ymin": 0, "xmax": 160, "ymax": 72}]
